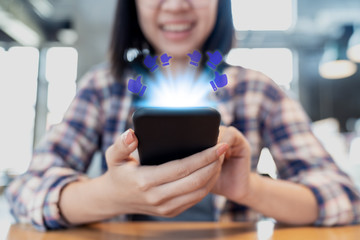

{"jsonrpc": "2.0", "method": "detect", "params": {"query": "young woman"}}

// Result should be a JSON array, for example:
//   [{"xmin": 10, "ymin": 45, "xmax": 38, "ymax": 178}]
[{"xmin": 6, "ymin": 0, "xmax": 360, "ymax": 230}]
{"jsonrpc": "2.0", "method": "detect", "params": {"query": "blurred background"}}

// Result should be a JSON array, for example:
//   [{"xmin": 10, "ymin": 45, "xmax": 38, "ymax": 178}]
[{"xmin": 1, "ymin": 0, "xmax": 360, "ymax": 234}]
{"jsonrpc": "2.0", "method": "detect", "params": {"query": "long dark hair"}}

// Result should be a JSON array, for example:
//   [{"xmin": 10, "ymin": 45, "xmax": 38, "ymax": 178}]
[{"xmin": 109, "ymin": 0, "xmax": 235, "ymax": 81}]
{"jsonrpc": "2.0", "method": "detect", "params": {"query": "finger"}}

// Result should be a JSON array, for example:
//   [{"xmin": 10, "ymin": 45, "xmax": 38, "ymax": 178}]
[
  {"xmin": 148, "ymin": 156, "xmax": 223, "ymax": 204},
  {"xmin": 129, "ymin": 163, "xmax": 222, "ymax": 217},
  {"xmin": 105, "ymin": 129, "xmax": 138, "ymax": 167},
  {"xmin": 222, "ymin": 127, "xmax": 250, "ymax": 159},
  {"xmin": 153, "ymin": 166, "xmax": 222, "ymax": 217},
  {"xmin": 218, "ymin": 125, "xmax": 226, "ymax": 142},
  {"xmin": 140, "ymin": 143, "xmax": 228, "ymax": 187},
  {"xmin": 219, "ymin": 127, "xmax": 237, "ymax": 145},
  {"xmin": 130, "ymin": 149, "xmax": 140, "ymax": 163}
]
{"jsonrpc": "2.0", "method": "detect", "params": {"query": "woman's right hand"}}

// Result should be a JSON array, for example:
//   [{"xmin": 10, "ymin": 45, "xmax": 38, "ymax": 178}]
[{"xmin": 102, "ymin": 129, "xmax": 229, "ymax": 218}]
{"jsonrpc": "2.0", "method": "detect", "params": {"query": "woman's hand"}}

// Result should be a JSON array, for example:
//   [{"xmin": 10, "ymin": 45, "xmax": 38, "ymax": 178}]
[
  {"xmin": 211, "ymin": 126, "xmax": 319, "ymax": 225},
  {"xmin": 102, "ymin": 129, "xmax": 229, "ymax": 218},
  {"xmin": 211, "ymin": 126, "xmax": 252, "ymax": 202}
]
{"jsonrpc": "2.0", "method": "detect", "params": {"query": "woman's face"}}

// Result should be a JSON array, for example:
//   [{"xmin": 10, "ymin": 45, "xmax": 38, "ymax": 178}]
[{"xmin": 135, "ymin": 0, "xmax": 218, "ymax": 59}]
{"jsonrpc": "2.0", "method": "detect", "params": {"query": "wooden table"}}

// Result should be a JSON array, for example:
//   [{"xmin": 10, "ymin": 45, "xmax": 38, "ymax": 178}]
[{"xmin": 6, "ymin": 221, "xmax": 360, "ymax": 240}]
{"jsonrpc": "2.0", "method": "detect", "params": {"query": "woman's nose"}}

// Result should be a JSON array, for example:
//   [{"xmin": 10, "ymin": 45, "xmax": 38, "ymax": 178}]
[{"xmin": 160, "ymin": 0, "xmax": 192, "ymax": 11}]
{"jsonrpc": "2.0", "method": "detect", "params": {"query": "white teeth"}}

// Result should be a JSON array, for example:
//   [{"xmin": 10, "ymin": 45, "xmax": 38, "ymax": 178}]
[{"xmin": 162, "ymin": 24, "xmax": 192, "ymax": 32}]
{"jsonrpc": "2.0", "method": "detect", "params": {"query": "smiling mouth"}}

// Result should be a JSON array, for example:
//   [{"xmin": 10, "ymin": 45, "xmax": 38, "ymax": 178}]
[{"xmin": 160, "ymin": 23, "xmax": 194, "ymax": 32}]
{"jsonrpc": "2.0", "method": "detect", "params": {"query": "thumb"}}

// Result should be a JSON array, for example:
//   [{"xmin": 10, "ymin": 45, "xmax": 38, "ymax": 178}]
[
  {"xmin": 105, "ymin": 129, "xmax": 138, "ymax": 167},
  {"xmin": 136, "ymin": 76, "xmax": 142, "ymax": 82},
  {"xmin": 187, "ymin": 53, "xmax": 192, "ymax": 58}
]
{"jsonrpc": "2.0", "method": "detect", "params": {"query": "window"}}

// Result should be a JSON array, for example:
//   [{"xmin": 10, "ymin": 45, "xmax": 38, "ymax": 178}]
[
  {"xmin": 45, "ymin": 47, "xmax": 78, "ymax": 127},
  {"xmin": 231, "ymin": 0, "xmax": 295, "ymax": 31},
  {"xmin": 0, "ymin": 47, "xmax": 39, "ymax": 173},
  {"xmin": 0, "ymin": 46, "xmax": 78, "ymax": 174},
  {"xmin": 226, "ymin": 48, "xmax": 294, "ymax": 89}
]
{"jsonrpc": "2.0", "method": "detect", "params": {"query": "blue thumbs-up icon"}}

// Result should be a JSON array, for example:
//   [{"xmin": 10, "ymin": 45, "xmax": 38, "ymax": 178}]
[
  {"xmin": 187, "ymin": 50, "xmax": 202, "ymax": 67},
  {"xmin": 144, "ymin": 55, "xmax": 159, "ymax": 72},
  {"xmin": 206, "ymin": 50, "xmax": 223, "ymax": 70},
  {"xmin": 209, "ymin": 71, "xmax": 228, "ymax": 91},
  {"xmin": 128, "ymin": 75, "xmax": 147, "ymax": 96},
  {"xmin": 160, "ymin": 53, "xmax": 172, "ymax": 66}
]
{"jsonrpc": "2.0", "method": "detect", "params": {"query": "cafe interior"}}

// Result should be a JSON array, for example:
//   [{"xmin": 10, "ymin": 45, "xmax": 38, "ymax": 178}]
[{"xmin": 1, "ymin": 0, "xmax": 360, "ymax": 239}]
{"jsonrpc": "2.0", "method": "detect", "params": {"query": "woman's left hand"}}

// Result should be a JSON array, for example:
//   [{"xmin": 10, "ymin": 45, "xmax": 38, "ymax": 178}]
[{"xmin": 211, "ymin": 126, "xmax": 252, "ymax": 202}]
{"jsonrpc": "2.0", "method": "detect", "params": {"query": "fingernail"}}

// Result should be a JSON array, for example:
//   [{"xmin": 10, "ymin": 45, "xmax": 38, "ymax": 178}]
[
  {"xmin": 216, "ymin": 143, "xmax": 229, "ymax": 157},
  {"xmin": 123, "ymin": 129, "xmax": 135, "ymax": 145}
]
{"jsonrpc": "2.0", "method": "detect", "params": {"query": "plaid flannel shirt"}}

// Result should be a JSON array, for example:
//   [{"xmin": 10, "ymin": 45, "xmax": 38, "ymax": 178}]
[{"xmin": 6, "ymin": 63, "xmax": 360, "ymax": 230}]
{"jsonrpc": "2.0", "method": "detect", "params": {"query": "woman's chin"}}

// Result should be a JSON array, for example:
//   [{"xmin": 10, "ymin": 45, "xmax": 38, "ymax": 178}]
[{"xmin": 161, "ymin": 50, "xmax": 198, "ymax": 59}]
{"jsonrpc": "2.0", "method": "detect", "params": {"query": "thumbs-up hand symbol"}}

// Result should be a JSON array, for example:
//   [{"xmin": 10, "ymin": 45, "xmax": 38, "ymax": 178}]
[
  {"xmin": 187, "ymin": 50, "xmax": 202, "ymax": 67},
  {"xmin": 144, "ymin": 55, "xmax": 159, "ymax": 72},
  {"xmin": 160, "ymin": 53, "xmax": 172, "ymax": 66},
  {"xmin": 128, "ymin": 75, "xmax": 147, "ymax": 96},
  {"xmin": 209, "ymin": 71, "xmax": 228, "ymax": 91},
  {"xmin": 206, "ymin": 50, "xmax": 223, "ymax": 70}
]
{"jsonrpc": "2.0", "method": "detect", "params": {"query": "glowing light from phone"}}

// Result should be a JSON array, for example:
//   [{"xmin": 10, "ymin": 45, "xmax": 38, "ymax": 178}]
[{"xmin": 138, "ymin": 68, "xmax": 216, "ymax": 108}]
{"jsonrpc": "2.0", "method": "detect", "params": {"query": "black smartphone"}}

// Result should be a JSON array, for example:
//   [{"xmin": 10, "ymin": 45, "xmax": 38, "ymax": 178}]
[{"xmin": 132, "ymin": 107, "xmax": 221, "ymax": 165}]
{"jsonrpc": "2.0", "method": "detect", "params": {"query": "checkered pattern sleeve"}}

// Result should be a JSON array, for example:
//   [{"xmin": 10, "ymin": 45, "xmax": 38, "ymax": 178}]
[
  {"xmin": 5, "ymin": 70, "xmax": 106, "ymax": 231},
  {"xmin": 263, "ymin": 85, "xmax": 360, "ymax": 226}
]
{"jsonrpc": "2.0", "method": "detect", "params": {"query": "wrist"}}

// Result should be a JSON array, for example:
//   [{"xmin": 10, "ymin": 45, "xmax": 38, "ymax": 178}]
[
  {"xmin": 96, "ymin": 173, "xmax": 126, "ymax": 216},
  {"xmin": 98, "ymin": 171, "xmax": 141, "ymax": 217},
  {"xmin": 239, "ymin": 173, "xmax": 263, "ymax": 207},
  {"xmin": 58, "ymin": 175, "xmax": 116, "ymax": 225}
]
